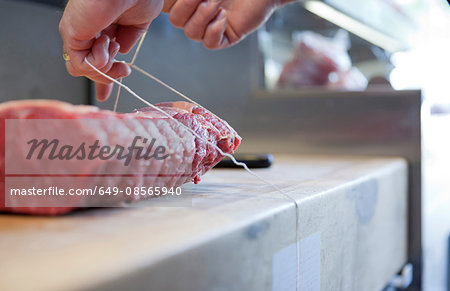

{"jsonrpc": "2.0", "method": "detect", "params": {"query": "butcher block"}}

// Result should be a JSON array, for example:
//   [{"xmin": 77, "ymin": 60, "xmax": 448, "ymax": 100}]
[{"xmin": 0, "ymin": 155, "xmax": 408, "ymax": 291}]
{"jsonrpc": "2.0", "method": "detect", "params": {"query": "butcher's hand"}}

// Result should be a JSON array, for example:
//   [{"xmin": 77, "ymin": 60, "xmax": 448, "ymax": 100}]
[
  {"xmin": 163, "ymin": 0, "xmax": 295, "ymax": 49},
  {"xmin": 59, "ymin": 0, "xmax": 163, "ymax": 101}
]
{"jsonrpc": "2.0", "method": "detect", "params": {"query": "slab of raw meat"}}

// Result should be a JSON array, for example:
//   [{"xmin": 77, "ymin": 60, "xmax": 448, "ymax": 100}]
[{"xmin": 0, "ymin": 100, "xmax": 241, "ymax": 215}]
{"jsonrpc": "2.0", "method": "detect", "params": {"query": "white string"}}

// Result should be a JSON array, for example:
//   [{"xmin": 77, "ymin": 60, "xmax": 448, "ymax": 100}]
[
  {"xmin": 113, "ymin": 31, "xmax": 148, "ymax": 112},
  {"xmin": 123, "ymin": 62, "xmax": 239, "ymax": 136},
  {"xmin": 130, "ymin": 31, "xmax": 147, "ymax": 65},
  {"xmin": 87, "ymin": 57, "xmax": 301, "ymax": 290},
  {"xmin": 87, "ymin": 58, "xmax": 289, "ymax": 196},
  {"xmin": 113, "ymin": 77, "xmax": 122, "ymax": 112}
]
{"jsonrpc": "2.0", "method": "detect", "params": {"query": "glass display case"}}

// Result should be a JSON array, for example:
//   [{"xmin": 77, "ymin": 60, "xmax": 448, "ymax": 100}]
[{"xmin": 257, "ymin": 0, "xmax": 419, "ymax": 92}]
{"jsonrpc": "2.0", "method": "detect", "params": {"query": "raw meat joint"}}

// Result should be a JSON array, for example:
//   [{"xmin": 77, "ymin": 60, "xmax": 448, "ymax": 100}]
[
  {"xmin": 277, "ymin": 30, "xmax": 367, "ymax": 90},
  {"xmin": 0, "ymin": 100, "xmax": 241, "ymax": 215}
]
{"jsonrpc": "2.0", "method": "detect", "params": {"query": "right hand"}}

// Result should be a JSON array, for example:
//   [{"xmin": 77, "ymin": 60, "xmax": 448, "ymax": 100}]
[
  {"xmin": 59, "ymin": 0, "xmax": 163, "ymax": 101},
  {"xmin": 163, "ymin": 0, "xmax": 291, "ymax": 49}
]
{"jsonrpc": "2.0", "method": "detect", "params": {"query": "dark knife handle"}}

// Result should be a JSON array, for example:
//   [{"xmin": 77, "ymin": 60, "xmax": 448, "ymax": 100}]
[{"xmin": 215, "ymin": 154, "xmax": 273, "ymax": 169}]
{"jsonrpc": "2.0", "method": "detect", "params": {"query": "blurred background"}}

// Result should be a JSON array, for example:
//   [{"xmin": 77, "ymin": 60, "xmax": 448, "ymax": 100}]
[{"xmin": 0, "ymin": 0, "xmax": 449, "ymax": 290}]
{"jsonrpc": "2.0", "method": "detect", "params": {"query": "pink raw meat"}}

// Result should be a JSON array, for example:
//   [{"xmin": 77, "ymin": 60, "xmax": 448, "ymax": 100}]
[{"xmin": 0, "ymin": 100, "xmax": 241, "ymax": 215}]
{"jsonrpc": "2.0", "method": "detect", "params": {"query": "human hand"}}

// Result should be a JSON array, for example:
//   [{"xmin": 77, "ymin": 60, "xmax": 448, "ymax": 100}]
[
  {"xmin": 163, "ymin": 0, "xmax": 291, "ymax": 49},
  {"xmin": 59, "ymin": 0, "xmax": 163, "ymax": 101}
]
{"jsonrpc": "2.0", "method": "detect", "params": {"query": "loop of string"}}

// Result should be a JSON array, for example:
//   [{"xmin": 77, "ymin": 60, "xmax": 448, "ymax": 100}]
[
  {"xmin": 124, "ymin": 62, "xmax": 238, "ymax": 137},
  {"xmin": 113, "ymin": 31, "xmax": 147, "ymax": 112},
  {"xmin": 86, "ymin": 32, "xmax": 301, "ymax": 289}
]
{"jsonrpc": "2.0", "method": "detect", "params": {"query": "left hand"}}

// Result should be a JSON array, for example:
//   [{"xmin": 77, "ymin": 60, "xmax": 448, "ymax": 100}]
[{"xmin": 59, "ymin": 0, "xmax": 163, "ymax": 101}]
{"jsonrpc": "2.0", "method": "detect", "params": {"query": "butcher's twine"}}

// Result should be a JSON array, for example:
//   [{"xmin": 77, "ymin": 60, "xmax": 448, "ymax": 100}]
[
  {"xmin": 86, "ymin": 57, "xmax": 286, "ymax": 196},
  {"xmin": 113, "ymin": 31, "xmax": 147, "ymax": 112},
  {"xmin": 85, "ymin": 33, "xmax": 301, "ymax": 290}
]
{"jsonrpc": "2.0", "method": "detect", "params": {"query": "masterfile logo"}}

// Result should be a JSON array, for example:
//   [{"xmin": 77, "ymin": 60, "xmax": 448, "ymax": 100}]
[
  {"xmin": 26, "ymin": 136, "xmax": 170, "ymax": 166},
  {"xmin": 3, "ymin": 118, "xmax": 194, "ymax": 208},
  {"xmin": 5, "ymin": 119, "xmax": 193, "ymax": 176}
]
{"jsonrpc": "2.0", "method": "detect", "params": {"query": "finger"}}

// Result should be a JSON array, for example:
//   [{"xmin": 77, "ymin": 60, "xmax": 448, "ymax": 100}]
[
  {"xmin": 101, "ymin": 40, "xmax": 121, "ymax": 73},
  {"xmin": 66, "ymin": 59, "xmax": 130, "ymax": 87},
  {"xmin": 184, "ymin": 0, "xmax": 221, "ymax": 41},
  {"xmin": 63, "ymin": 46, "xmax": 89, "ymax": 77},
  {"xmin": 224, "ymin": 21, "xmax": 241, "ymax": 45},
  {"xmin": 169, "ymin": 0, "xmax": 203, "ymax": 28},
  {"xmin": 63, "ymin": 34, "xmax": 111, "ymax": 77},
  {"xmin": 59, "ymin": 0, "xmax": 134, "ymax": 44},
  {"xmin": 64, "ymin": 35, "xmax": 120, "ymax": 79},
  {"xmin": 163, "ymin": 0, "xmax": 177, "ymax": 13},
  {"xmin": 86, "ymin": 34, "xmax": 111, "ymax": 70},
  {"xmin": 95, "ymin": 83, "xmax": 114, "ymax": 102},
  {"xmin": 115, "ymin": 25, "xmax": 149, "ymax": 54},
  {"xmin": 109, "ymin": 40, "xmax": 121, "ymax": 62},
  {"xmin": 86, "ymin": 62, "xmax": 131, "ymax": 85},
  {"xmin": 65, "ymin": 48, "xmax": 129, "ymax": 85},
  {"xmin": 65, "ymin": 60, "xmax": 83, "ymax": 77},
  {"xmin": 202, "ymin": 10, "xmax": 229, "ymax": 50},
  {"xmin": 59, "ymin": 16, "xmax": 93, "ymax": 52}
]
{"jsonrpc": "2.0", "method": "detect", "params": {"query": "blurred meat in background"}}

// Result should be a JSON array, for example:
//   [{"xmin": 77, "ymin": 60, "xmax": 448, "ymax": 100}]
[{"xmin": 277, "ymin": 30, "xmax": 367, "ymax": 90}]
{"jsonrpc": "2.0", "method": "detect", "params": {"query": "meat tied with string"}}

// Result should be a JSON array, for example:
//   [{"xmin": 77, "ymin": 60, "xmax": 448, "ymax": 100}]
[{"xmin": 0, "ymin": 100, "xmax": 241, "ymax": 215}]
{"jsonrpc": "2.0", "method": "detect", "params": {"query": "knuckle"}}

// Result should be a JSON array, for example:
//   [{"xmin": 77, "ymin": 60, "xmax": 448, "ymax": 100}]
[
  {"xmin": 67, "ymin": 67, "xmax": 81, "ymax": 77},
  {"xmin": 58, "ymin": 21, "xmax": 64, "ymax": 35},
  {"xmin": 65, "ymin": 63, "xmax": 77, "ymax": 76},
  {"xmin": 197, "ymin": 1, "xmax": 210, "ymax": 14},
  {"xmin": 67, "ymin": 71, "xmax": 78, "ymax": 77},
  {"xmin": 100, "ymin": 63, "xmax": 113, "ymax": 74},
  {"xmin": 68, "ymin": 62, "xmax": 91, "ymax": 77},
  {"xmin": 97, "ymin": 59, "xmax": 109, "ymax": 70},
  {"xmin": 64, "ymin": 27, "xmax": 79, "ymax": 44},
  {"xmin": 88, "ymin": 58, "xmax": 108, "ymax": 72}
]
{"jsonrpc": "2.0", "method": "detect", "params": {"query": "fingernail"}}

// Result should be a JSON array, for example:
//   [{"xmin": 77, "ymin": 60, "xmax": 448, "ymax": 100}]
[
  {"xmin": 123, "ymin": 65, "xmax": 132, "ymax": 77},
  {"xmin": 96, "ymin": 93, "xmax": 106, "ymax": 102},
  {"xmin": 219, "ymin": 35, "xmax": 230, "ymax": 49},
  {"xmin": 217, "ymin": 9, "xmax": 227, "ymax": 21},
  {"xmin": 110, "ymin": 41, "xmax": 120, "ymax": 57},
  {"xmin": 104, "ymin": 35, "xmax": 110, "ymax": 49},
  {"xmin": 114, "ymin": 42, "xmax": 120, "ymax": 54}
]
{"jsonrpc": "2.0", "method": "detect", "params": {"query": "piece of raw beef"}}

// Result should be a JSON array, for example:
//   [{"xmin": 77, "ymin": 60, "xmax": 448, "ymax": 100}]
[{"xmin": 0, "ymin": 100, "xmax": 240, "ymax": 215}]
